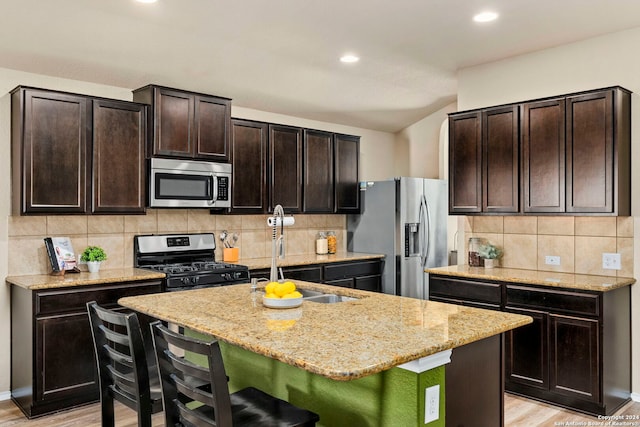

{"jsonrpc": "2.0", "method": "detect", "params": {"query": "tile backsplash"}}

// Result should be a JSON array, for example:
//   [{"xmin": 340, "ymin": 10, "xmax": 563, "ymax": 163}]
[
  {"xmin": 8, "ymin": 210, "xmax": 346, "ymax": 276},
  {"xmin": 465, "ymin": 216, "xmax": 634, "ymax": 277}
]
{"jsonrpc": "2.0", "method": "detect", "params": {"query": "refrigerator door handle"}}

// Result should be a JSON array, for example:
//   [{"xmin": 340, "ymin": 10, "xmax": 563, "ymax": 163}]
[
  {"xmin": 423, "ymin": 195, "xmax": 431, "ymax": 266},
  {"xmin": 418, "ymin": 195, "xmax": 430, "ymax": 267}
]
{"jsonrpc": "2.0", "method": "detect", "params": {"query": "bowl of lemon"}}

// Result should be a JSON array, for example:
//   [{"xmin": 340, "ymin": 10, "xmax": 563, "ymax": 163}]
[{"xmin": 262, "ymin": 280, "xmax": 303, "ymax": 308}]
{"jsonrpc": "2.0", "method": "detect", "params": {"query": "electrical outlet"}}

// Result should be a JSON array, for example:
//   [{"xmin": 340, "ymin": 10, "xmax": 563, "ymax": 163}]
[
  {"xmin": 602, "ymin": 253, "xmax": 621, "ymax": 270},
  {"xmin": 425, "ymin": 384, "xmax": 440, "ymax": 423},
  {"xmin": 545, "ymin": 255, "xmax": 560, "ymax": 266}
]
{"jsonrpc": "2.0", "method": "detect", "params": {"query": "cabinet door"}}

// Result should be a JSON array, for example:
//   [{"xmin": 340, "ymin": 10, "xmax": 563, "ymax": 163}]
[
  {"xmin": 522, "ymin": 98, "xmax": 566, "ymax": 213},
  {"xmin": 483, "ymin": 106, "xmax": 519, "ymax": 213},
  {"xmin": 92, "ymin": 99, "xmax": 147, "ymax": 214},
  {"xmin": 16, "ymin": 89, "xmax": 90, "ymax": 214},
  {"xmin": 566, "ymin": 90, "xmax": 613, "ymax": 213},
  {"xmin": 354, "ymin": 275, "xmax": 380, "ymax": 292},
  {"xmin": 194, "ymin": 95, "xmax": 231, "ymax": 161},
  {"xmin": 449, "ymin": 111, "xmax": 482, "ymax": 213},
  {"xmin": 230, "ymin": 119, "xmax": 268, "ymax": 213},
  {"xmin": 303, "ymin": 129, "xmax": 334, "ymax": 213},
  {"xmin": 269, "ymin": 125, "xmax": 302, "ymax": 212},
  {"xmin": 334, "ymin": 134, "xmax": 360, "ymax": 213},
  {"xmin": 549, "ymin": 314, "xmax": 600, "ymax": 402},
  {"xmin": 154, "ymin": 87, "xmax": 194, "ymax": 157},
  {"xmin": 35, "ymin": 312, "xmax": 98, "ymax": 404},
  {"xmin": 505, "ymin": 307, "xmax": 549, "ymax": 391}
]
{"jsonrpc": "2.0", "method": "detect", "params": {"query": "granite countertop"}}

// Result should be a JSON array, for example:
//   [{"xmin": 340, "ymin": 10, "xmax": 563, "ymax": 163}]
[
  {"xmin": 231, "ymin": 251, "xmax": 384, "ymax": 270},
  {"xmin": 426, "ymin": 265, "xmax": 636, "ymax": 292},
  {"xmin": 4, "ymin": 252, "xmax": 384, "ymax": 291},
  {"xmin": 119, "ymin": 281, "xmax": 531, "ymax": 381},
  {"xmin": 5, "ymin": 268, "xmax": 166, "ymax": 290}
]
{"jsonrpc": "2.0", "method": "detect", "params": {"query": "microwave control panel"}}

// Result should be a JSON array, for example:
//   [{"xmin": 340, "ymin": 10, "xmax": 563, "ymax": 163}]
[{"xmin": 217, "ymin": 176, "xmax": 229, "ymax": 201}]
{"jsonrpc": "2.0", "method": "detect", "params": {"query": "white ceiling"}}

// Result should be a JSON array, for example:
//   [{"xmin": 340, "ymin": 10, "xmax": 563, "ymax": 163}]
[{"xmin": 2, "ymin": 0, "xmax": 640, "ymax": 132}]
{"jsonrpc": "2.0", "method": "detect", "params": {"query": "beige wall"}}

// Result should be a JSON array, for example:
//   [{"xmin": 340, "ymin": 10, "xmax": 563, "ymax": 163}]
[
  {"xmin": 0, "ymin": 68, "xmax": 397, "ymax": 397},
  {"xmin": 456, "ymin": 27, "xmax": 640, "ymax": 397},
  {"xmin": 395, "ymin": 102, "xmax": 457, "ymax": 179}
]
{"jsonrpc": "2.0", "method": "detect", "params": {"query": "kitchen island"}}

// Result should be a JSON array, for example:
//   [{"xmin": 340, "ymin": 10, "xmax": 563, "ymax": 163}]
[{"xmin": 119, "ymin": 281, "xmax": 531, "ymax": 426}]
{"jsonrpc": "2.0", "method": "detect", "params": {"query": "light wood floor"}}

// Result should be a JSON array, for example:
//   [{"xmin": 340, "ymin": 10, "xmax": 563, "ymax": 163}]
[{"xmin": 1, "ymin": 394, "xmax": 639, "ymax": 426}]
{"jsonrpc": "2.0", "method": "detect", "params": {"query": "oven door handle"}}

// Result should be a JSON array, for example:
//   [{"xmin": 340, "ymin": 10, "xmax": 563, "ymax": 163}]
[{"xmin": 209, "ymin": 174, "xmax": 217, "ymax": 205}]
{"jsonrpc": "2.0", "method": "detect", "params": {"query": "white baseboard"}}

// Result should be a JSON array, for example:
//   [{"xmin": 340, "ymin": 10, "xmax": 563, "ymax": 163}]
[
  {"xmin": 631, "ymin": 392, "xmax": 640, "ymax": 402},
  {"xmin": 0, "ymin": 390, "xmax": 11, "ymax": 401}
]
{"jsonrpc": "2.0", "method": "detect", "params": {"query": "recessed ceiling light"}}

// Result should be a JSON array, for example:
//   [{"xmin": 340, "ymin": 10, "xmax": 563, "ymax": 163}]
[
  {"xmin": 340, "ymin": 54, "xmax": 360, "ymax": 64},
  {"xmin": 473, "ymin": 11, "xmax": 498, "ymax": 23},
  {"xmin": 136, "ymin": 0, "xmax": 157, "ymax": 3}
]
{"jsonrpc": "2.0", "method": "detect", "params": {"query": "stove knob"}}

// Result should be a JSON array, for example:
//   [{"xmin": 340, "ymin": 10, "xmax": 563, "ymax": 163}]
[
  {"xmin": 192, "ymin": 276, "xmax": 200, "ymax": 284},
  {"xmin": 181, "ymin": 277, "xmax": 190, "ymax": 285},
  {"xmin": 233, "ymin": 272, "xmax": 242, "ymax": 279},
  {"xmin": 223, "ymin": 273, "xmax": 231, "ymax": 280}
]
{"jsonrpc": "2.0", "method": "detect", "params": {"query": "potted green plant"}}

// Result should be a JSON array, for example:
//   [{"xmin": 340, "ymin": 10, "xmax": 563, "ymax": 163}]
[
  {"xmin": 478, "ymin": 243, "xmax": 502, "ymax": 268},
  {"xmin": 80, "ymin": 246, "xmax": 107, "ymax": 273}
]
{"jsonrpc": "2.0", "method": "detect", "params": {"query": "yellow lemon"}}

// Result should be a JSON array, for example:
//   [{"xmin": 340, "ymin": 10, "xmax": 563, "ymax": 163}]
[
  {"xmin": 274, "ymin": 282, "xmax": 289, "ymax": 297},
  {"xmin": 283, "ymin": 281, "xmax": 296, "ymax": 294},
  {"xmin": 281, "ymin": 292, "xmax": 299, "ymax": 299},
  {"xmin": 289, "ymin": 290, "xmax": 302, "ymax": 298},
  {"xmin": 264, "ymin": 292, "xmax": 279, "ymax": 299},
  {"xmin": 265, "ymin": 281, "xmax": 278, "ymax": 294}
]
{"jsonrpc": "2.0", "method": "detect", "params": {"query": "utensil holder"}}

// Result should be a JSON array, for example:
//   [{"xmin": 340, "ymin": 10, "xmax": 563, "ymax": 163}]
[{"xmin": 223, "ymin": 247, "xmax": 239, "ymax": 262}]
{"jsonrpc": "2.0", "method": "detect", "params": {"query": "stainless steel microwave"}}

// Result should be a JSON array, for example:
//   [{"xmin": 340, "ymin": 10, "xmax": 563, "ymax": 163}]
[{"xmin": 149, "ymin": 158, "xmax": 231, "ymax": 208}]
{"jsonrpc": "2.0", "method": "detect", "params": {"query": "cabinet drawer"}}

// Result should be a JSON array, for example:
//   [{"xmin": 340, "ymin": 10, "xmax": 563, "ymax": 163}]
[
  {"xmin": 506, "ymin": 285, "xmax": 599, "ymax": 317},
  {"xmin": 430, "ymin": 276, "xmax": 502, "ymax": 306},
  {"xmin": 324, "ymin": 260, "xmax": 381, "ymax": 281},
  {"xmin": 36, "ymin": 281, "xmax": 163, "ymax": 316}
]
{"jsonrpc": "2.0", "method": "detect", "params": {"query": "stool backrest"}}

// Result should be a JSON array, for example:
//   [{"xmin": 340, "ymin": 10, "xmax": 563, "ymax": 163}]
[
  {"xmin": 151, "ymin": 321, "xmax": 233, "ymax": 427},
  {"xmin": 87, "ymin": 301, "xmax": 154, "ymax": 418}
]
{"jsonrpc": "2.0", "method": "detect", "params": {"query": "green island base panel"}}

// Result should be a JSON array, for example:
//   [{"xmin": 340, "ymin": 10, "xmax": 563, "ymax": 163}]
[{"xmin": 186, "ymin": 330, "xmax": 446, "ymax": 427}]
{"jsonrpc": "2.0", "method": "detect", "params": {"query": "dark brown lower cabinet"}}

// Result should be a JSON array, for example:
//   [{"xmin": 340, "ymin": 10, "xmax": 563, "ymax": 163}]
[
  {"xmin": 504, "ymin": 307, "xmax": 548, "ymax": 391},
  {"xmin": 10, "ymin": 279, "xmax": 163, "ymax": 418},
  {"xmin": 445, "ymin": 334, "xmax": 504, "ymax": 427},
  {"xmin": 429, "ymin": 274, "xmax": 630, "ymax": 416},
  {"xmin": 250, "ymin": 259, "xmax": 382, "ymax": 292}
]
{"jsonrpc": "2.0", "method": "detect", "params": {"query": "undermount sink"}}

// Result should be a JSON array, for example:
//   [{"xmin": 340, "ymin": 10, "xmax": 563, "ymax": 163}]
[
  {"xmin": 304, "ymin": 294, "xmax": 358, "ymax": 304},
  {"xmin": 298, "ymin": 288, "xmax": 359, "ymax": 304}
]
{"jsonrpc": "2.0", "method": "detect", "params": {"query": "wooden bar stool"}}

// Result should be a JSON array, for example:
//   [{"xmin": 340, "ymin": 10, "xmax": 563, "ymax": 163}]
[
  {"xmin": 87, "ymin": 301, "xmax": 163, "ymax": 427},
  {"xmin": 150, "ymin": 321, "xmax": 320, "ymax": 427}
]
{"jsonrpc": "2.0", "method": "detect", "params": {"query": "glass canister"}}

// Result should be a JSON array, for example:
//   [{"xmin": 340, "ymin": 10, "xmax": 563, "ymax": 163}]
[
  {"xmin": 468, "ymin": 237, "xmax": 484, "ymax": 267},
  {"xmin": 316, "ymin": 232, "xmax": 328, "ymax": 255},
  {"xmin": 326, "ymin": 231, "xmax": 337, "ymax": 254}
]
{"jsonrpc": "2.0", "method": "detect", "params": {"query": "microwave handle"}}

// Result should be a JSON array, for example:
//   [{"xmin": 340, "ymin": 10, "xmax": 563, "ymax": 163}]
[{"xmin": 209, "ymin": 174, "xmax": 217, "ymax": 205}]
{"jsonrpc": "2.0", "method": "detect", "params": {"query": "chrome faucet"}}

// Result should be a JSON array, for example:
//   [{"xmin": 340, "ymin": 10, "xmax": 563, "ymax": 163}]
[{"xmin": 270, "ymin": 204, "xmax": 285, "ymax": 282}]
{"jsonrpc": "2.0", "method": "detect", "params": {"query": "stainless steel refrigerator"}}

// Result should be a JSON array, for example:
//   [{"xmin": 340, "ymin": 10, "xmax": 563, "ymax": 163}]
[{"xmin": 347, "ymin": 177, "xmax": 448, "ymax": 299}]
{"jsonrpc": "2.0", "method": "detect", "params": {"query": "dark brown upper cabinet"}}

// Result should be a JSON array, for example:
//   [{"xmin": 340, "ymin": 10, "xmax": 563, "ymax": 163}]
[
  {"xmin": 133, "ymin": 85, "xmax": 231, "ymax": 162},
  {"xmin": 449, "ymin": 111, "xmax": 482, "ymax": 213},
  {"xmin": 229, "ymin": 119, "xmax": 268, "ymax": 213},
  {"xmin": 566, "ymin": 88, "xmax": 630, "ymax": 215},
  {"xmin": 483, "ymin": 105, "xmax": 519, "ymax": 213},
  {"xmin": 334, "ymin": 133, "xmax": 360, "ymax": 213},
  {"xmin": 269, "ymin": 124, "xmax": 303, "ymax": 213},
  {"xmin": 92, "ymin": 99, "xmax": 147, "ymax": 214},
  {"xmin": 449, "ymin": 86, "xmax": 631, "ymax": 216},
  {"xmin": 522, "ymin": 98, "xmax": 566, "ymax": 213},
  {"xmin": 303, "ymin": 129, "xmax": 334, "ymax": 213},
  {"xmin": 11, "ymin": 87, "xmax": 148, "ymax": 215},
  {"xmin": 12, "ymin": 88, "xmax": 90, "ymax": 214}
]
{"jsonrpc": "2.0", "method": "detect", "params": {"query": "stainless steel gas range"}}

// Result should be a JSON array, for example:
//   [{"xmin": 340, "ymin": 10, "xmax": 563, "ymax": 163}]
[{"xmin": 134, "ymin": 233, "xmax": 250, "ymax": 291}]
